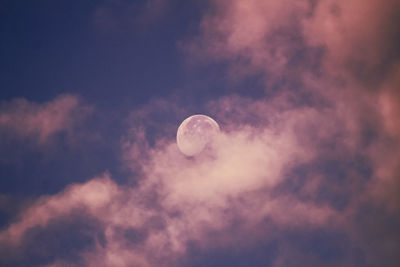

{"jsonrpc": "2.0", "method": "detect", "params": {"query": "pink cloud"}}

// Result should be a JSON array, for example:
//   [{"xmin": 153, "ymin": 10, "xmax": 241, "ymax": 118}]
[
  {"xmin": 184, "ymin": 0, "xmax": 312, "ymax": 79},
  {"xmin": 1, "ymin": 80, "xmax": 398, "ymax": 266},
  {"xmin": 365, "ymin": 67, "xmax": 400, "ymax": 210},
  {"xmin": 0, "ymin": 94, "xmax": 351, "ymax": 266},
  {"xmin": 302, "ymin": 0, "xmax": 400, "ymax": 76},
  {"xmin": 179, "ymin": 0, "xmax": 400, "ymax": 263},
  {"xmin": 0, "ymin": 174, "xmax": 117, "ymax": 246},
  {"xmin": 1, "ymin": 89, "xmax": 398, "ymax": 265},
  {"xmin": 0, "ymin": 94, "xmax": 92, "ymax": 144},
  {"xmin": 185, "ymin": 0, "xmax": 400, "ymax": 84},
  {"xmin": 184, "ymin": 0, "xmax": 400, "ymax": 209}
]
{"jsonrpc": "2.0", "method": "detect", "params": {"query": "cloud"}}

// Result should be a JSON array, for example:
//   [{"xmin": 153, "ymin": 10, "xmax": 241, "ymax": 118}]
[
  {"xmin": 0, "ymin": 94, "xmax": 92, "ymax": 144},
  {"xmin": 184, "ymin": 0, "xmax": 400, "ymax": 209},
  {"xmin": 186, "ymin": 0, "xmax": 400, "ymax": 85},
  {"xmin": 0, "ymin": 174, "xmax": 116, "ymax": 245},
  {"xmin": 302, "ymin": 0, "xmax": 400, "ymax": 79},
  {"xmin": 0, "ymin": 93, "xmax": 364, "ymax": 266},
  {"xmin": 1, "ymin": 88, "xmax": 399, "ymax": 266},
  {"xmin": 184, "ymin": 0, "xmax": 315, "ymax": 80}
]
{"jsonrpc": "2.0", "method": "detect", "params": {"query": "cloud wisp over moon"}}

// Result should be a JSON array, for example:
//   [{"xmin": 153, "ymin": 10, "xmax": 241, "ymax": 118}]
[{"xmin": 0, "ymin": 0, "xmax": 400, "ymax": 266}]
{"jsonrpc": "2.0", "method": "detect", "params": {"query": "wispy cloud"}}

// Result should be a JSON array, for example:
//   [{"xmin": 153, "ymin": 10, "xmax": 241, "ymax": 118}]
[{"xmin": 0, "ymin": 94, "xmax": 92, "ymax": 144}]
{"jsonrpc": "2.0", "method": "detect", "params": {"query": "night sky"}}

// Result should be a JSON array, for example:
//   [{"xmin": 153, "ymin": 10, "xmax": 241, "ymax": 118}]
[{"xmin": 1, "ymin": 0, "xmax": 400, "ymax": 266}]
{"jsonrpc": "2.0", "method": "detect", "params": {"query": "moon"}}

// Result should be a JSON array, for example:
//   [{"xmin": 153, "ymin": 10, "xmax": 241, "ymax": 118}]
[{"xmin": 177, "ymin": 114, "xmax": 220, "ymax": 156}]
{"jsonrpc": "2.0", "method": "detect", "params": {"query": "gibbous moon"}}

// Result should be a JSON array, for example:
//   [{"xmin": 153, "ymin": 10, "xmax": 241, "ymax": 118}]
[{"xmin": 177, "ymin": 114, "xmax": 220, "ymax": 156}]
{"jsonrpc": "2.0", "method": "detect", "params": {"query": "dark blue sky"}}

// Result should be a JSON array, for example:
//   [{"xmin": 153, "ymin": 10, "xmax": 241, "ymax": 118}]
[
  {"xmin": 1, "ymin": 0, "xmax": 261, "ymax": 110},
  {"xmin": 1, "ymin": 0, "xmax": 188, "ymax": 104}
]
